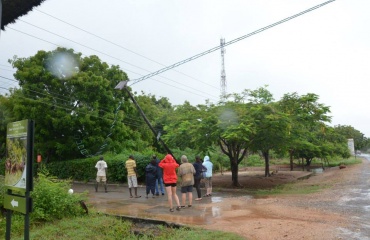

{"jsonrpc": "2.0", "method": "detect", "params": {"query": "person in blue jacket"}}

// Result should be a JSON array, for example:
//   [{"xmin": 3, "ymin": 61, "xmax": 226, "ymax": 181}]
[
  {"xmin": 145, "ymin": 158, "xmax": 157, "ymax": 198},
  {"xmin": 154, "ymin": 155, "xmax": 165, "ymax": 196},
  {"xmin": 202, "ymin": 155, "xmax": 213, "ymax": 197}
]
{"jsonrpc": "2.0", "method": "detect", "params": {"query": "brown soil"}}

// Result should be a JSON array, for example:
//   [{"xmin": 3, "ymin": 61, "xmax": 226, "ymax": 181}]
[{"xmin": 203, "ymin": 163, "xmax": 362, "ymax": 240}]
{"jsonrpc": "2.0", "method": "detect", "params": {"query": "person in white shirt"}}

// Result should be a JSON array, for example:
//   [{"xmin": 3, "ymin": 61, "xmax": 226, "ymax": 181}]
[{"xmin": 95, "ymin": 156, "xmax": 108, "ymax": 193}]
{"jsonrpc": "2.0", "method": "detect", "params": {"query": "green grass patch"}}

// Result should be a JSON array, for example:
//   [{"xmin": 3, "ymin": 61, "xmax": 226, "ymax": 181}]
[
  {"xmin": 327, "ymin": 156, "xmax": 362, "ymax": 167},
  {"xmin": 253, "ymin": 183, "xmax": 328, "ymax": 196},
  {"xmin": 1, "ymin": 214, "xmax": 244, "ymax": 240}
]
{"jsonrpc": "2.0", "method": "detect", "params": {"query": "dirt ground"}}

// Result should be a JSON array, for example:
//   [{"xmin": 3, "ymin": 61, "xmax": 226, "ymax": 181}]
[{"xmin": 204, "ymin": 163, "xmax": 363, "ymax": 240}]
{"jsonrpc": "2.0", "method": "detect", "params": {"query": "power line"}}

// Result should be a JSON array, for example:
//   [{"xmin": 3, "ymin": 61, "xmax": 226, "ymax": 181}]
[
  {"xmin": 35, "ymin": 9, "xmax": 219, "ymax": 90},
  {"xmin": 131, "ymin": 0, "xmax": 336, "ymax": 85},
  {"xmin": 7, "ymin": 26, "xmax": 219, "ymax": 100},
  {"xmin": 0, "ymin": 85, "xmax": 154, "ymax": 129},
  {"xmin": 0, "ymin": 76, "xmax": 163, "ymax": 126}
]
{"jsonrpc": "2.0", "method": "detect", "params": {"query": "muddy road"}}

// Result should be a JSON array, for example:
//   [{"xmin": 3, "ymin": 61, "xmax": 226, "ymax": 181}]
[{"xmin": 73, "ymin": 156, "xmax": 370, "ymax": 239}]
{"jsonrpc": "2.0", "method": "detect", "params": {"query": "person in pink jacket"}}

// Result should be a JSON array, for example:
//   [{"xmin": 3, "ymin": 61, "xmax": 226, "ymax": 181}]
[{"xmin": 159, "ymin": 154, "xmax": 181, "ymax": 212}]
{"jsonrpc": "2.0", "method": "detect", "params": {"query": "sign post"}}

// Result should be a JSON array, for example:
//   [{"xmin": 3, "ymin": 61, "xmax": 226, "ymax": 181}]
[{"xmin": 4, "ymin": 119, "xmax": 34, "ymax": 240}]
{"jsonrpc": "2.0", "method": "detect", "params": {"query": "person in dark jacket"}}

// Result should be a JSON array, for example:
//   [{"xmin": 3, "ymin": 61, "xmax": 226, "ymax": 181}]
[
  {"xmin": 154, "ymin": 155, "xmax": 165, "ymax": 196},
  {"xmin": 145, "ymin": 159, "xmax": 157, "ymax": 198},
  {"xmin": 193, "ymin": 155, "xmax": 204, "ymax": 200},
  {"xmin": 159, "ymin": 154, "xmax": 181, "ymax": 212}
]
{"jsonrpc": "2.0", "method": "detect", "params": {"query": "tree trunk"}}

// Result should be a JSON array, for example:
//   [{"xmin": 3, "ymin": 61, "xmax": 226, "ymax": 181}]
[
  {"xmin": 289, "ymin": 149, "xmax": 294, "ymax": 171},
  {"xmin": 301, "ymin": 158, "xmax": 304, "ymax": 171},
  {"xmin": 263, "ymin": 150, "xmax": 270, "ymax": 177},
  {"xmin": 231, "ymin": 158, "xmax": 240, "ymax": 187}
]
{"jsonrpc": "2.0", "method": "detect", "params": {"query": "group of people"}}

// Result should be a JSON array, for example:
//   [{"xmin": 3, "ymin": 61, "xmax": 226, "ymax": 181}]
[{"xmin": 94, "ymin": 153, "xmax": 213, "ymax": 212}]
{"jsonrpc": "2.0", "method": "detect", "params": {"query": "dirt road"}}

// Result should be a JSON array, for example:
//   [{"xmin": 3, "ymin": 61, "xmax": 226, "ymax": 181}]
[{"xmin": 74, "ymin": 156, "xmax": 370, "ymax": 240}]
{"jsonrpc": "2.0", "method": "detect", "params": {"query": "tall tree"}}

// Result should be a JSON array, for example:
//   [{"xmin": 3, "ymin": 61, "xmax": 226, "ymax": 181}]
[
  {"xmin": 249, "ymin": 103, "xmax": 291, "ymax": 177},
  {"xmin": 6, "ymin": 48, "xmax": 136, "ymax": 161},
  {"xmin": 278, "ymin": 93, "xmax": 331, "ymax": 170}
]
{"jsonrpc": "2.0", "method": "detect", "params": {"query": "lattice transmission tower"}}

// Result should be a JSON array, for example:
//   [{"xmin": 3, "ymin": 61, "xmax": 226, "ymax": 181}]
[{"xmin": 220, "ymin": 38, "xmax": 227, "ymax": 100}]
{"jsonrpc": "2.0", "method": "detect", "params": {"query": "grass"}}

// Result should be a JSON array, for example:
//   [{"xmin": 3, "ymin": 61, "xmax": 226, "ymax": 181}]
[
  {"xmin": 253, "ymin": 183, "xmax": 327, "ymax": 196},
  {"xmin": 1, "ymin": 213, "xmax": 244, "ymax": 240}
]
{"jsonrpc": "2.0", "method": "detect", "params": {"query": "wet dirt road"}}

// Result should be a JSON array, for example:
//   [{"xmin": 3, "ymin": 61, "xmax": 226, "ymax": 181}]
[
  {"xmin": 72, "ymin": 158, "xmax": 370, "ymax": 239},
  {"xmin": 72, "ymin": 182, "xmax": 252, "ymax": 226},
  {"xmin": 335, "ymin": 155, "xmax": 370, "ymax": 239}
]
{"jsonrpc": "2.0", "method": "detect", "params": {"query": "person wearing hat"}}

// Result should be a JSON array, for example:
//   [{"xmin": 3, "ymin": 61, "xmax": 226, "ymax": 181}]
[
  {"xmin": 125, "ymin": 155, "xmax": 141, "ymax": 198},
  {"xmin": 95, "ymin": 155, "xmax": 108, "ymax": 193}
]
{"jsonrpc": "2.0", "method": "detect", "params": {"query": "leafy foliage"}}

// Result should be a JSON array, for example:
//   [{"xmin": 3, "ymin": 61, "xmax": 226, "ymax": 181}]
[
  {"xmin": 45, "ymin": 153, "xmax": 161, "ymax": 183},
  {"xmin": 5, "ymin": 48, "xmax": 138, "ymax": 161},
  {"xmin": 31, "ymin": 172, "xmax": 86, "ymax": 222}
]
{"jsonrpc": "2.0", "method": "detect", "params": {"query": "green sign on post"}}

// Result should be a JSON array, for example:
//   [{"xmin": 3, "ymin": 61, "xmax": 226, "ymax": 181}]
[
  {"xmin": 4, "ymin": 120, "xmax": 29, "ymax": 193},
  {"xmin": 4, "ymin": 119, "xmax": 34, "ymax": 240},
  {"xmin": 4, "ymin": 194, "xmax": 27, "ymax": 214}
]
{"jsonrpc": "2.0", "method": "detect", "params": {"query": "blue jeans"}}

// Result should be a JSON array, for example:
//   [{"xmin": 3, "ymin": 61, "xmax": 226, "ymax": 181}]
[{"xmin": 155, "ymin": 178, "xmax": 164, "ymax": 194}]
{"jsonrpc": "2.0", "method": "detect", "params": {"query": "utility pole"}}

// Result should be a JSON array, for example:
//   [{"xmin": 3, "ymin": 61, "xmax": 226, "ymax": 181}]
[
  {"xmin": 115, "ymin": 80, "xmax": 178, "ymax": 162},
  {"xmin": 220, "ymin": 38, "xmax": 226, "ymax": 101}
]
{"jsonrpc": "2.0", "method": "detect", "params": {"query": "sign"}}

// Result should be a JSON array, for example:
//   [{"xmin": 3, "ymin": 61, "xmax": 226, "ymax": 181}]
[
  {"xmin": 4, "ymin": 120, "xmax": 34, "ymax": 240},
  {"xmin": 5, "ymin": 120, "xmax": 30, "ymax": 192},
  {"xmin": 4, "ymin": 194, "xmax": 27, "ymax": 214},
  {"xmin": 347, "ymin": 138, "xmax": 355, "ymax": 156}
]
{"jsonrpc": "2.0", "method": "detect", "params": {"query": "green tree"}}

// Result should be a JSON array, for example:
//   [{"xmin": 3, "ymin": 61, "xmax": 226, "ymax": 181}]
[
  {"xmin": 334, "ymin": 125, "xmax": 368, "ymax": 152},
  {"xmin": 0, "ymin": 95, "xmax": 15, "ymax": 158},
  {"xmin": 278, "ymin": 93, "xmax": 331, "ymax": 170},
  {"xmin": 249, "ymin": 103, "xmax": 291, "ymax": 177},
  {"xmin": 6, "ymin": 48, "xmax": 137, "ymax": 161}
]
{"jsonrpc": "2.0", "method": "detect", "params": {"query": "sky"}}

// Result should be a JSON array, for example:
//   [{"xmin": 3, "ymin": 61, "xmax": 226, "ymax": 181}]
[{"xmin": 1, "ymin": 0, "xmax": 370, "ymax": 137}]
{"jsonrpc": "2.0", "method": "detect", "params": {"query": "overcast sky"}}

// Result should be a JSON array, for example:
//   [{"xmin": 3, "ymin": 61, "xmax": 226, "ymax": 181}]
[{"xmin": 1, "ymin": 0, "xmax": 370, "ymax": 137}]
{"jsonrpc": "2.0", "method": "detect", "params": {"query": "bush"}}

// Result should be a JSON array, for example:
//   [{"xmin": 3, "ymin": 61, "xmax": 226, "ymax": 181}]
[
  {"xmin": 31, "ymin": 172, "xmax": 86, "ymax": 222},
  {"xmin": 247, "ymin": 154, "xmax": 264, "ymax": 166},
  {"xmin": 45, "ymin": 152, "xmax": 161, "ymax": 183}
]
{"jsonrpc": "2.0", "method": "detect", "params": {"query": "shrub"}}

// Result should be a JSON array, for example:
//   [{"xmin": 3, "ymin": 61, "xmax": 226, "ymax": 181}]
[
  {"xmin": 247, "ymin": 154, "xmax": 264, "ymax": 166},
  {"xmin": 45, "ymin": 152, "xmax": 160, "ymax": 183},
  {"xmin": 30, "ymin": 172, "xmax": 86, "ymax": 222}
]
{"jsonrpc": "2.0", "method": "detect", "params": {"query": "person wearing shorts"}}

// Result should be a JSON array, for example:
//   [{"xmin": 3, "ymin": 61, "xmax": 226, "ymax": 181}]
[
  {"xmin": 178, "ymin": 155, "xmax": 196, "ymax": 208},
  {"xmin": 159, "ymin": 154, "xmax": 181, "ymax": 212},
  {"xmin": 125, "ymin": 155, "xmax": 141, "ymax": 198},
  {"xmin": 95, "ymin": 155, "xmax": 108, "ymax": 192}
]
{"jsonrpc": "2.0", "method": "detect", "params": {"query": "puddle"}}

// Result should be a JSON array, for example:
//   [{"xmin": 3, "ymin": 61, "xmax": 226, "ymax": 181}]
[
  {"xmin": 73, "ymin": 182, "xmax": 254, "ymax": 226},
  {"xmin": 311, "ymin": 168, "xmax": 324, "ymax": 174},
  {"xmin": 211, "ymin": 196, "xmax": 223, "ymax": 203}
]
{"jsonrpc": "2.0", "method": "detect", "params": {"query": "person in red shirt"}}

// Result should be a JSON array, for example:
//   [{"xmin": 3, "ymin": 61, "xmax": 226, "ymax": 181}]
[{"xmin": 159, "ymin": 154, "xmax": 181, "ymax": 212}]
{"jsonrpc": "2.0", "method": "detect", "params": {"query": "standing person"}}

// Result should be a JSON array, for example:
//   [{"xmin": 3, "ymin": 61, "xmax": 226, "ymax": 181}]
[
  {"xmin": 145, "ymin": 158, "xmax": 157, "ymax": 198},
  {"xmin": 95, "ymin": 156, "xmax": 108, "ymax": 193},
  {"xmin": 159, "ymin": 154, "xmax": 181, "ymax": 212},
  {"xmin": 178, "ymin": 155, "xmax": 196, "ymax": 208},
  {"xmin": 202, "ymin": 155, "xmax": 213, "ymax": 197},
  {"xmin": 193, "ymin": 155, "xmax": 204, "ymax": 200},
  {"xmin": 154, "ymin": 155, "xmax": 165, "ymax": 196},
  {"xmin": 125, "ymin": 155, "xmax": 141, "ymax": 198}
]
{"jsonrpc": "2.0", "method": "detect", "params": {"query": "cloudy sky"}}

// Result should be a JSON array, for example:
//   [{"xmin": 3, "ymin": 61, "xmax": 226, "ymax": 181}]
[{"xmin": 1, "ymin": 0, "xmax": 370, "ymax": 137}]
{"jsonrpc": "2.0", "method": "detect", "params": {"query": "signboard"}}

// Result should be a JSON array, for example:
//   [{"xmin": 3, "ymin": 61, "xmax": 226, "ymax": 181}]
[
  {"xmin": 4, "ymin": 120, "xmax": 34, "ymax": 240},
  {"xmin": 4, "ymin": 194, "xmax": 27, "ymax": 214},
  {"xmin": 5, "ymin": 120, "xmax": 30, "ymax": 192},
  {"xmin": 347, "ymin": 138, "xmax": 355, "ymax": 156}
]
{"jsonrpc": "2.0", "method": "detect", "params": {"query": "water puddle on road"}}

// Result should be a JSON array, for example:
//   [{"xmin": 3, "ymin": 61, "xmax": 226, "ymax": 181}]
[{"xmin": 77, "ymin": 182, "xmax": 255, "ymax": 226}]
